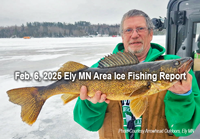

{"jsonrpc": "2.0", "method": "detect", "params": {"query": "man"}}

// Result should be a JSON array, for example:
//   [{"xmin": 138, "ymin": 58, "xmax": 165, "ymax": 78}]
[{"xmin": 73, "ymin": 9, "xmax": 200, "ymax": 139}]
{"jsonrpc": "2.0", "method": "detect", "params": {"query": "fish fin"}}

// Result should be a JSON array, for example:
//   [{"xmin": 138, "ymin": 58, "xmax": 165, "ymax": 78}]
[
  {"xmin": 98, "ymin": 51, "xmax": 139, "ymax": 68},
  {"xmin": 7, "ymin": 87, "xmax": 46, "ymax": 126},
  {"xmin": 130, "ymin": 96, "xmax": 148, "ymax": 119},
  {"xmin": 124, "ymin": 81, "xmax": 151, "ymax": 97},
  {"xmin": 61, "ymin": 94, "xmax": 79, "ymax": 104},
  {"xmin": 54, "ymin": 61, "xmax": 88, "ymax": 80}
]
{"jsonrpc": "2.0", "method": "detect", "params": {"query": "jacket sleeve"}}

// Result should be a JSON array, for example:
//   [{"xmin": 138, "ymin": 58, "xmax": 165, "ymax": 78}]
[
  {"xmin": 164, "ymin": 69, "xmax": 200, "ymax": 136},
  {"xmin": 73, "ymin": 97, "xmax": 108, "ymax": 131}
]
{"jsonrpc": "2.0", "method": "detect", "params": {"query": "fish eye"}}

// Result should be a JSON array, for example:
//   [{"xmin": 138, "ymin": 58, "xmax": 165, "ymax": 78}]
[{"xmin": 174, "ymin": 61, "xmax": 180, "ymax": 66}]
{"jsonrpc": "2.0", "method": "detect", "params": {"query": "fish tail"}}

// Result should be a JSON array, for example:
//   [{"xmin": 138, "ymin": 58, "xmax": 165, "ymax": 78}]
[{"xmin": 7, "ymin": 87, "xmax": 46, "ymax": 125}]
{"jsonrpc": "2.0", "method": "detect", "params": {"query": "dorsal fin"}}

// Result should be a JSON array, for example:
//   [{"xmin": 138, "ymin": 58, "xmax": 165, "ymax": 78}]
[
  {"xmin": 58, "ymin": 61, "xmax": 88, "ymax": 73},
  {"xmin": 53, "ymin": 61, "xmax": 88, "ymax": 80},
  {"xmin": 98, "ymin": 52, "xmax": 139, "ymax": 68}
]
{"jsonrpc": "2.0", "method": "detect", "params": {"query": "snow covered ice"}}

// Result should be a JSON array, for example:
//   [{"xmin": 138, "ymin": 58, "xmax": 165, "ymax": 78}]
[{"xmin": 4, "ymin": 36, "xmax": 197, "ymax": 139}]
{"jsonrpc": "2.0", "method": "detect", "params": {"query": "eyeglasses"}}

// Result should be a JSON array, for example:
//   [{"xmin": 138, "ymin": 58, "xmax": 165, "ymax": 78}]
[{"xmin": 123, "ymin": 27, "xmax": 149, "ymax": 35}]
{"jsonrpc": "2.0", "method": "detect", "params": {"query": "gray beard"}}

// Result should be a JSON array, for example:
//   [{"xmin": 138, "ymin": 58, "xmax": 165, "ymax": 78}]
[{"xmin": 128, "ymin": 45, "xmax": 144, "ymax": 54}]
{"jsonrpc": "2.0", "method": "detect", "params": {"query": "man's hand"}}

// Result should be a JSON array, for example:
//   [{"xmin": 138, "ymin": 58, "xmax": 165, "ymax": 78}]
[
  {"xmin": 168, "ymin": 72, "xmax": 192, "ymax": 94},
  {"xmin": 80, "ymin": 86, "xmax": 110, "ymax": 104}
]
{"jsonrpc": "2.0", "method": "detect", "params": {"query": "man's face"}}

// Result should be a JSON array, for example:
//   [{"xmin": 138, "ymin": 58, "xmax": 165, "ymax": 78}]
[{"xmin": 122, "ymin": 16, "xmax": 153, "ymax": 57}]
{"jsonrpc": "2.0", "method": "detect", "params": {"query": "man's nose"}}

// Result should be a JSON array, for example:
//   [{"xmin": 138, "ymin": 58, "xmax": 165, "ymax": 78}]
[{"xmin": 130, "ymin": 30, "xmax": 139, "ymax": 38}]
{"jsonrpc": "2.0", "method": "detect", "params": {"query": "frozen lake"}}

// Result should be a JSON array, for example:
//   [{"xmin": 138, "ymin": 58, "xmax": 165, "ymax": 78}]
[{"xmin": 0, "ymin": 36, "xmax": 198, "ymax": 139}]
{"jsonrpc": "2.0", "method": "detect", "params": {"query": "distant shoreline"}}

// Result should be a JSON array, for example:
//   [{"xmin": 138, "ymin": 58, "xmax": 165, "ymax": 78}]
[{"xmin": 0, "ymin": 21, "xmax": 166, "ymax": 38}]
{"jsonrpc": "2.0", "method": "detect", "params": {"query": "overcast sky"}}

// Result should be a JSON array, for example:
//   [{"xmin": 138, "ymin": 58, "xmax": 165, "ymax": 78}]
[{"xmin": 1, "ymin": 0, "xmax": 170, "ymax": 27}]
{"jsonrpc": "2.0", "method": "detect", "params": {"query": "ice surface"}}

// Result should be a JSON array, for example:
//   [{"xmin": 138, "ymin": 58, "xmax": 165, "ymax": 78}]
[
  {"xmin": 0, "ymin": 54, "xmax": 69, "ymax": 62},
  {"xmin": 0, "ymin": 37, "xmax": 123, "ymax": 139}
]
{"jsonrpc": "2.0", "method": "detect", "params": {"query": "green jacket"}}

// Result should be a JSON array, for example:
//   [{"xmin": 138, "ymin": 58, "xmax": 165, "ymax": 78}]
[{"xmin": 73, "ymin": 43, "xmax": 200, "ymax": 138}]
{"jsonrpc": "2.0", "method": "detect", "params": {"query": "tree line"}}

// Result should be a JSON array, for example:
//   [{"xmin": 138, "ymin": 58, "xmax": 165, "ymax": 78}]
[{"xmin": 0, "ymin": 21, "xmax": 166, "ymax": 38}]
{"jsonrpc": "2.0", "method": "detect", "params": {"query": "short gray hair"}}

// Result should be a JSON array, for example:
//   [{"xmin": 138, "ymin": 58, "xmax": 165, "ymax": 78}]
[{"xmin": 119, "ymin": 9, "xmax": 154, "ymax": 34}]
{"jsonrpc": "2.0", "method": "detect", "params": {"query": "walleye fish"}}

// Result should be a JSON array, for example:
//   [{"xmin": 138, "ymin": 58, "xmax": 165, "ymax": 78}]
[{"xmin": 7, "ymin": 52, "xmax": 193, "ymax": 125}]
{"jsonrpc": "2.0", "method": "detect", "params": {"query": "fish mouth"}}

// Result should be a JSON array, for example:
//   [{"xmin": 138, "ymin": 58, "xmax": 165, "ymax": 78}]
[{"xmin": 178, "ymin": 58, "xmax": 193, "ymax": 73}]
